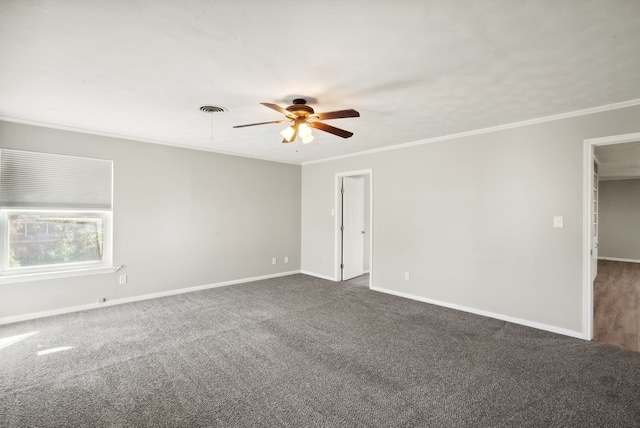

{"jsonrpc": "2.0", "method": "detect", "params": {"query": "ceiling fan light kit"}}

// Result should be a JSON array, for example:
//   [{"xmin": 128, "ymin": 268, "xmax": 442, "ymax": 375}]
[
  {"xmin": 298, "ymin": 122, "xmax": 312, "ymax": 138},
  {"xmin": 280, "ymin": 125, "xmax": 295, "ymax": 141},
  {"xmin": 234, "ymin": 98, "xmax": 359, "ymax": 144}
]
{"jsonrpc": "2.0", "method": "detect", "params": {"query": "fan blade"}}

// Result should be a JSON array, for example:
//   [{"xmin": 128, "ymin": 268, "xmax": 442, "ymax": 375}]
[
  {"xmin": 315, "ymin": 109, "xmax": 360, "ymax": 121},
  {"xmin": 261, "ymin": 102, "xmax": 297, "ymax": 118},
  {"xmin": 233, "ymin": 120, "xmax": 288, "ymax": 128},
  {"xmin": 310, "ymin": 121, "xmax": 354, "ymax": 138}
]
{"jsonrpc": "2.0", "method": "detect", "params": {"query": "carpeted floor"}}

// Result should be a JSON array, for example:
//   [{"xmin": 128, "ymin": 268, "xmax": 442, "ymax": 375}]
[{"xmin": 1, "ymin": 274, "xmax": 639, "ymax": 427}]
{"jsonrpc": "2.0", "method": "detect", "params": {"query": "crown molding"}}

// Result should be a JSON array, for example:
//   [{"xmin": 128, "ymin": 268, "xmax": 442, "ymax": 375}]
[
  {"xmin": 302, "ymin": 98, "xmax": 640, "ymax": 166},
  {"xmin": 0, "ymin": 115, "xmax": 299, "ymax": 166},
  {"xmin": 2, "ymin": 98, "xmax": 639, "ymax": 167}
]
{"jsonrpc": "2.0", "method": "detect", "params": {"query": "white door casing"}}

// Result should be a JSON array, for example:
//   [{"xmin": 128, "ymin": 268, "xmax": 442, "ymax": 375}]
[
  {"xmin": 582, "ymin": 131, "xmax": 640, "ymax": 341},
  {"xmin": 591, "ymin": 159, "xmax": 599, "ymax": 282},
  {"xmin": 342, "ymin": 176, "xmax": 365, "ymax": 280}
]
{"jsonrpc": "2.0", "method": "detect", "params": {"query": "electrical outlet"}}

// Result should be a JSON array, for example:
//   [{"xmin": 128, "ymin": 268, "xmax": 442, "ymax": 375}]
[
  {"xmin": 284, "ymin": 256, "xmax": 289, "ymax": 263},
  {"xmin": 404, "ymin": 272, "xmax": 410, "ymax": 280},
  {"xmin": 272, "ymin": 257, "xmax": 277, "ymax": 265},
  {"xmin": 119, "ymin": 274, "xmax": 127, "ymax": 285},
  {"xmin": 98, "ymin": 297, "xmax": 106, "ymax": 303}
]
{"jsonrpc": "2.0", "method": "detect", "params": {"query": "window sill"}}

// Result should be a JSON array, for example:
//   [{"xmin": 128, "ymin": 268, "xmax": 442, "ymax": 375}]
[{"xmin": 0, "ymin": 266, "xmax": 122, "ymax": 284}]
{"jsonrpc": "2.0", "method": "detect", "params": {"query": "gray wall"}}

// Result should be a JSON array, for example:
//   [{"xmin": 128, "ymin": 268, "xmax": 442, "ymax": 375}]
[
  {"xmin": 301, "ymin": 105, "xmax": 640, "ymax": 334},
  {"xmin": 0, "ymin": 121, "xmax": 301, "ymax": 318},
  {"xmin": 598, "ymin": 179, "xmax": 640, "ymax": 261}
]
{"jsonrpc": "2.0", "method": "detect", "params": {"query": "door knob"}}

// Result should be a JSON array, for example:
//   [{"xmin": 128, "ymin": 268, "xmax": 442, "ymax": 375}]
[{"xmin": 361, "ymin": 230, "xmax": 365, "ymax": 234}]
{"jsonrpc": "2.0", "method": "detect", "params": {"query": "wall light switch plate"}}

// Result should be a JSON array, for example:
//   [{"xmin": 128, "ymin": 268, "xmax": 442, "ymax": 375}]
[
  {"xmin": 553, "ymin": 216, "xmax": 564, "ymax": 228},
  {"xmin": 272, "ymin": 258, "xmax": 277, "ymax": 265},
  {"xmin": 284, "ymin": 256, "xmax": 289, "ymax": 263},
  {"xmin": 119, "ymin": 274, "xmax": 127, "ymax": 285},
  {"xmin": 404, "ymin": 272, "xmax": 410, "ymax": 280}
]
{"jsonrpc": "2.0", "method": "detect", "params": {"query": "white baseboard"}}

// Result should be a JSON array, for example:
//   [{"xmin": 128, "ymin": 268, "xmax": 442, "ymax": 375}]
[
  {"xmin": 370, "ymin": 286, "xmax": 585, "ymax": 340},
  {"xmin": 0, "ymin": 270, "xmax": 301, "ymax": 325},
  {"xmin": 598, "ymin": 257, "xmax": 640, "ymax": 264},
  {"xmin": 3, "ymin": 272, "xmax": 586, "ymax": 341},
  {"xmin": 300, "ymin": 270, "xmax": 337, "ymax": 281}
]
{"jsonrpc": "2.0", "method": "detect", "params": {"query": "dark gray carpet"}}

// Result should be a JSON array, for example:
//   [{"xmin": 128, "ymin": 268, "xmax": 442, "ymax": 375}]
[{"xmin": 1, "ymin": 274, "xmax": 639, "ymax": 427}]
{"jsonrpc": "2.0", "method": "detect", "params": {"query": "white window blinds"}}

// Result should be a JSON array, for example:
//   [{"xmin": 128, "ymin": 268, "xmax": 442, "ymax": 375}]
[{"xmin": 0, "ymin": 149, "xmax": 112, "ymax": 210}]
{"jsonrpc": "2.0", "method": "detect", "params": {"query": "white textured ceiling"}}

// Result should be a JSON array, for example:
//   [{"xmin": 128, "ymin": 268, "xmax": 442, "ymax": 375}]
[{"xmin": 1, "ymin": 1, "xmax": 639, "ymax": 164}]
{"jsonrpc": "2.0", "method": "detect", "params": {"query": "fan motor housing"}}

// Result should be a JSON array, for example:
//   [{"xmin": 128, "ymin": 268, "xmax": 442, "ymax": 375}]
[{"xmin": 286, "ymin": 99, "xmax": 314, "ymax": 117}]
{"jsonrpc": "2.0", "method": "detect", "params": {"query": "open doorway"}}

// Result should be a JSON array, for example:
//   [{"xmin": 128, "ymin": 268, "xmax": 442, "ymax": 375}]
[
  {"xmin": 335, "ymin": 170, "xmax": 373, "ymax": 287},
  {"xmin": 583, "ymin": 132, "xmax": 640, "ymax": 344},
  {"xmin": 593, "ymin": 141, "xmax": 640, "ymax": 351}
]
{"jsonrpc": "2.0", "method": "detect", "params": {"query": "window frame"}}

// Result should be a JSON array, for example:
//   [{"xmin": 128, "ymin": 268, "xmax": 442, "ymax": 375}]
[
  {"xmin": 0, "ymin": 208, "xmax": 114, "ymax": 278},
  {"xmin": 0, "ymin": 149, "xmax": 117, "ymax": 283}
]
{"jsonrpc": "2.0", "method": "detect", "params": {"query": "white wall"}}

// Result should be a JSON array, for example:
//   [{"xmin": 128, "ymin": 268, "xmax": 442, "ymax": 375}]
[
  {"xmin": 301, "ymin": 104, "xmax": 640, "ymax": 335},
  {"xmin": 0, "ymin": 121, "xmax": 301, "ymax": 318},
  {"xmin": 598, "ymin": 179, "xmax": 640, "ymax": 261}
]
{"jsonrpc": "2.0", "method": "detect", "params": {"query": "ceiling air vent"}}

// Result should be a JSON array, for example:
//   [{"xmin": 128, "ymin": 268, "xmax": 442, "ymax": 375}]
[{"xmin": 200, "ymin": 105, "xmax": 227, "ymax": 113}]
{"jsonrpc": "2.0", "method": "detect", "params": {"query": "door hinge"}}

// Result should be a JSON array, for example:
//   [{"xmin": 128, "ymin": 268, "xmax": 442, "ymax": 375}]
[
  {"xmin": 341, "ymin": 186, "xmax": 344, "ymax": 194},
  {"xmin": 590, "ymin": 249, "xmax": 593, "ymax": 255},
  {"xmin": 341, "ymin": 225, "xmax": 344, "ymax": 232},
  {"xmin": 340, "ymin": 264, "xmax": 344, "ymax": 269}
]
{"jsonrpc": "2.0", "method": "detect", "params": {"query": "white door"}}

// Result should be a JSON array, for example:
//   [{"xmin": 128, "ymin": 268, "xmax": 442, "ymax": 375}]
[
  {"xmin": 342, "ymin": 176, "xmax": 365, "ymax": 280},
  {"xmin": 591, "ymin": 159, "xmax": 599, "ymax": 282}
]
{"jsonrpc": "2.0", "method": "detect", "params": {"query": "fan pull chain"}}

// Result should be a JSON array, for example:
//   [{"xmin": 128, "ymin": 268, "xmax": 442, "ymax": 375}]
[{"xmin": 199, "ymin": 105, "xmax": 228, "ymax": 141}]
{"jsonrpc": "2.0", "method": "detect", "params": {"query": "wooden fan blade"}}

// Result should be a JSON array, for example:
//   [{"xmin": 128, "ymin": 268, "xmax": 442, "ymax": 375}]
[
  {"xmin": 310, "ymin": 121, "xmax": 354, "ymax": 138},
  {"xmin": 233, "ymin": 120, "xmax": 288, "ymax": 128},
  {"xmin": 261, "ymin": 102, "xmax": 297, "ymax": 118},
  {"xmin": 315, "ymin": 109, "xmax": 360, "ymax": 121}
]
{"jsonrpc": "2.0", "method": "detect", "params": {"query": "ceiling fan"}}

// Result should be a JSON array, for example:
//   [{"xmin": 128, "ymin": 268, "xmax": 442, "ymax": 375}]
[{"xmin": 233, "ymin": 99, "xmax": 360, "ymax": 144}]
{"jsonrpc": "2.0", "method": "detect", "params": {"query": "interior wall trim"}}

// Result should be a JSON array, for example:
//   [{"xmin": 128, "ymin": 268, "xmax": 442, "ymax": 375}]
[
  {"xmin": 582, "ymin": 131, "xmax": 640, "ymax": 341},
  {"xmin": 334, "ymin": 169, "xmax": 374, "ymax": 284},
  {"xmin": 0, "ymin": 270, "xmax": 301, "ymax": 325},
  {"xmin": 598, "ymin": 257, "xmax": 640, "ymax": 264},
  {"xmin": 371, "ymin": 286, "xmax": 585, "ymax": 340},
  {"xmin": 0, "ymin": 116, "xmax": 298, "ymax": 166},
  {"xmin": 3, "ymin": 99, "xmax": 639, "ymax": 168},
  {"xmin": 303, "ymin": 98, "xmax": 640, "ymax": 166}
]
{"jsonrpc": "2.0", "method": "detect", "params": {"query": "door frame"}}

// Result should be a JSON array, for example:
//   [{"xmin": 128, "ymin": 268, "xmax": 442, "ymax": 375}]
[
  {"xmin": 582, "ymin": 131, "xmax": 640, "ymax": 340},
  {"xmin": 335, "ymin": 169, "xmax": 373, "ymax": 286}
]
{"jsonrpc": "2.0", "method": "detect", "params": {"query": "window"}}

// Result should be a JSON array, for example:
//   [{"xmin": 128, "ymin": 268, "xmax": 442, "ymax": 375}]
[
  {"xmin": 6, "ymin": 211, "xmax": 107, "ymax": 269},
  {"xmin": 0, "ymin": 149, "xmax": 113, "ymax": 279}
]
